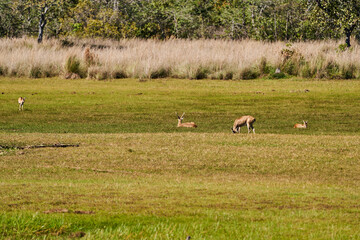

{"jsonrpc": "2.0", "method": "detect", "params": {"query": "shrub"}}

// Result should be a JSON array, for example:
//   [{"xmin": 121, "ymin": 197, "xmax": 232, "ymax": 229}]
[
  {"xmin": 0, "ymin": 66, "xmax": 7, "ymax": 76},
  {"xmin": 65, "ymin": 55, "xmax": 81, "ymax": 74},
  {"xmin": 42, "ymin": 64, "xmax": 59, "ymax": 78},
  {"xmin": 282, "ymin": 59, "xmax": 299, "ymax": 76},
  {"xmin": 239, "ymin": 67, "xmax": 259, "ymax": 80},
  {"xmin": 211, "ymin": 71, "xmax": 233, "ymax": 80},
  {"xmin": 301, "ymin": 63, "xmax": 315, "ymax": 78},
  {"xmin": 341, "ymin": 64, "xmax": 356, "ymax": 79},
  {"xmin": 88, "ymin": 66, "xmax": 110, "ymax": 80},
  {"xmin": 29, "ymin": 66, "xmax": 42, "ymax": 78},
  {"xmin": 224, "ymin": 71, "xmax": 233, "ymax": 80},
  {"xmin": 150, "ymin": 67, "xmax": 170, "ymax": 79},
  {"xmin": 259, "ymin": 57, "xmax": 271, "ymax": 75},
  {"xmin": 112, "ymin": 69, "xmax": 127, "ymax": 79},
  {"xmin": 192, "ymin": 67, "xmax": 208, "ymax": 80},
  {"xmin": 325, "ymin": 61, "xmax": 341, "ymax": 79},
  {"xmin": 65, "ymin": 55, "xmax": 85, "ymax": 78},
  {"xmin": 270, "ymin": 72, "xmax": 286, "ymax": 79}
]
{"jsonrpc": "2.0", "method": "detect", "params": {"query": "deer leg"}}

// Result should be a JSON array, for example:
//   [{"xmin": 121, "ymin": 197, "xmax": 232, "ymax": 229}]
[
  {"xmin": 250, "ymin": 124, "xmax": 255, "ymax": 134},
  {"xmin": 247, "ymin": 123, "xmax": 251, "ymax": 133}
]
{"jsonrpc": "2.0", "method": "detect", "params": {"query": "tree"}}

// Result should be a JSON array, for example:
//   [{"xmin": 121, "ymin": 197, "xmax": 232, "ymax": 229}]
[{"xmin": 312, "ymin": 0, "xmax": 360, "ymax": 47}]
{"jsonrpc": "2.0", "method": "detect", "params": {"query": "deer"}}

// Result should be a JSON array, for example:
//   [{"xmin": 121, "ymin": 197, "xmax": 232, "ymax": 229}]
[
  {"xmin": 176, "ymin": 112, "xmax": 197, "ymax": 128},
  {"xmin": 294, "ymin": 120, "xmax": 308, "ymax": 129},
  {"xmin": 231, "ymin": 115, "xmax": 256, "ymax": 134},
  {"xmin": 18, "ymin": 97, "xmax": 25, "ymax": 111}
]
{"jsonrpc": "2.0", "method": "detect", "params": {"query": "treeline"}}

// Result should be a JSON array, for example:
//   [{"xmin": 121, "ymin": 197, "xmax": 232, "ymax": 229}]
[{"xmin": 1, "ymin": 0, "xmax": 359, "ymax": 44}]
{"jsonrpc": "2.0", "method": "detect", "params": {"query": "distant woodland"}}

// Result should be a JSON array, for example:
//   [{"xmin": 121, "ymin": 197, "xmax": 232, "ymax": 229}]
[{"xmin": 1, "ymin": 0, "xmax": 360, "ymax": 46}]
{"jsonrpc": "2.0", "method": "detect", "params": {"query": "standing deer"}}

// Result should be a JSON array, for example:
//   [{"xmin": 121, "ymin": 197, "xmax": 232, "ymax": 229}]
[
  {"xmin": 176, "ymin": 112, "xmax": 197, "ymax": 128},
  {"xmin": 294, "ymin": 120, "xmax": 308, "ymax": 129},
  {"xmin": 18, "ymin": 97, "xmax": 25, "ymax": 111},
  {"xmin": 231, "ymin": 115, "xmax": 256, "ymax": 134}
]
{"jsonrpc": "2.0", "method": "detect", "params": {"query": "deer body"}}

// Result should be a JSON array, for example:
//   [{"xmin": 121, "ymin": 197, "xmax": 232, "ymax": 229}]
[
  {"xmin": 177, "ymin": 113, "xmax": 197, "ymax": 128},
  {"xmin": 18, "ymin": 97, "xmax": 25, "ymax": 111},
  {"xmin": 294, "ymin": 120, "xmax": 307, "ymax": 129},
  {"xmin": 232, "ymin": 115, "xmax": 256, "ymax": 134}
]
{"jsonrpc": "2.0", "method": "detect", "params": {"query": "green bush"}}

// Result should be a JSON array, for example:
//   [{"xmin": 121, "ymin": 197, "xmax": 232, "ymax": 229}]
[
  {"xmin": 259, "ymin": 57, "xmax": 271, "ymax": 75},
  {"xmin": 112, "ymin": 69, "xmax": 127, "ymax": 79},
  {"xmin": 282, "ymin": 59, "xmax": 299, "ymax": 76},
  {"xmin": 341, "ymin": 64, "xmax": 356, "ymax": 79},
  {"xmin": 270, "ymin": 72, "xmax": 286, "ymax": 79},
  {"xmin": 150, "ymin": 67, "xmax": 170, "ymax": 79},
  {"xmin": 65, "ymin": 55, "xmax": 82, "ymax": 75},
  {"xmin": 29, "ymin": 66, "xmax": 42, "ymax": 78},
  {"xmin": 0, "ymin": 66, "xmax": 7, "ymax": 76},
  {"xmin": 324, "ymin": 61, "xmax": 340, "ymax": 79},
  {"xmin": 192, "ymin": 67, "xmax": 208, "ymax": 80},
  {"xmin": 301, "ymin": 63, "xmax": 315, "ymax": 78},
  {"xmin": 239, "ymin": 67, "xmax": 259, "ymax": 80}
]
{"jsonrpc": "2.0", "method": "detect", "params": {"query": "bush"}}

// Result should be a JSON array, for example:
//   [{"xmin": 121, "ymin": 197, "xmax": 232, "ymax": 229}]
[
  {"xmin": 192, "ymin": 67, "xmax": 208, "ymax": 80},
  {"xmin": 150, "ymin": 67, "xmax": 170, "ymax": 79},
  {"xmin": 259, "ymin": 57, "xmax": 271, "ymax": 75},
  {"xmin": 325, "ymin": 61, "xmax": 341, "ymax": 79},
  {"xmin": 270, "ymin": 72, "xmax": 286, "ymax": 79},
  {"xmin": 282, "ymin": 59, "xmax": 299, "ymax": 76},
  {"xmin": 224, "ymin": 71, "xmax": 233, "ymax": 80},
  {"xmin": 65, "ymin": 55, "xmax": 81, "ymax": 74},
  {"xmin": 112, "ymin": 69, "xmax": 127, "ymax": 79},
  {"xmin": 88, "ymin": 66, "xmax": 110, "ymax": 80},
  {"xmin": 239, "ymin": 67, "xmax": 259, "ymax": 80},
  {"xmin": 210, "ymin": 71, "xmax": 233, "ymax": 80},
  {"xmin": 342, "ymin": 64, "xmax": 356, "ymax": 79},
  {"xmin": 0, "ymin": 66, "xmax": 7, "ymax": 76},
  {"xmin": 65, "ymin": 55, "xmax": 85, "ymax": 78},
  {"xmin": 42, "ymin": 64, "xmax": 59, "ymax": 78},
  {"xmin": 301, "ymin": 63, "xmax": 315, "ymax": 78},
  {"xmin": 29, "ymin": 66, "xmax": 42, "ymax": 78}
]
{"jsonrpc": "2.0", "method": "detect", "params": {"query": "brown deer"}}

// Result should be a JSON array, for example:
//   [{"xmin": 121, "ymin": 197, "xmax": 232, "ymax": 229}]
[
  {"xmin": 231, "ymin": 115, "xmax": 256, "ymax": 134},
  {"xmin": 294, "ymin": 120, "xmax": 308, "ymax": 129},
  {"xmin": 176, "ymin": 112, "xmax": 197, "ymax": 128},
  {"xmin": 18, "ymin": 97, "xmax": 25, "ymax": 111}
]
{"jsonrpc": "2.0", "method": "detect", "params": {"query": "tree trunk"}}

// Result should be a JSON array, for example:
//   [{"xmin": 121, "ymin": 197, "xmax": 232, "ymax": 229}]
[
  {"xmin": 344, "ymin": 24, "xmax": 357, "ymax": 48},
  {"xmin": 37, "ymin": 6, "xmax": 48, "ymax": 44},
  {"xmin": 345, "ymin": 29, "xmax": 351, "ymax": 47}
]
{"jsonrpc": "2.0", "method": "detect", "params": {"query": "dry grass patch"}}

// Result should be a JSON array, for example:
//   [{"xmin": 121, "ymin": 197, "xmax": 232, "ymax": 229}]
[{"xmin": 2, "ymin": 37, "xmax": 360, "ymax": 80}]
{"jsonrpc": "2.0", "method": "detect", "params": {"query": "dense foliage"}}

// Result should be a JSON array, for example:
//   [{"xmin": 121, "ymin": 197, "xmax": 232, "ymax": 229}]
[{"xmin": 1, "ymin": 0, "xmax": 359, "ymax": 44}]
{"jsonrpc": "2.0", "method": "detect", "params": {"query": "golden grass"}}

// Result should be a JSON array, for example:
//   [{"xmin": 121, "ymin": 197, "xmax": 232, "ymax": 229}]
[
  {"xmin": 1, "ymin": 37, "xmax": 359, "ymax": 79},
  {"xmin": 1, "ymin": 132, "xmax": 360, "ymax": 215}
]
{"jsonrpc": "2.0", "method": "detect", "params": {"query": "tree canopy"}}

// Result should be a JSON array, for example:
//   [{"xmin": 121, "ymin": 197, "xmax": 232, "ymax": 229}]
[{"xmin": 0, "ymin": 0, "xmax": 358, "ymax": 45}]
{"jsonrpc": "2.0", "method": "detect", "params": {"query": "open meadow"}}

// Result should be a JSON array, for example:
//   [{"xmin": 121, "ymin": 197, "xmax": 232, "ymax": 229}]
[{"xmin": 1, "ymin": 77, "xmax": 360, "ymax": 239}]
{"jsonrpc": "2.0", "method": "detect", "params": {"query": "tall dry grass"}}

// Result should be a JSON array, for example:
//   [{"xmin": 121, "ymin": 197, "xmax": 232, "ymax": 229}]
[{"xmin": 0, "ymin": 37, "xmax": 359, "ymax": 80}]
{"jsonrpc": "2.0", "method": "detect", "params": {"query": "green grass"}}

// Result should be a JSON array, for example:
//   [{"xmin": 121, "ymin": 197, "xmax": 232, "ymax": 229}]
[
  {"xmin": 1, "ymin": 77, "xmax": 360, "ymax": 239},
  {"xmin": 1, "ymin": 77, "xmax": 360, "ymax": 134}
]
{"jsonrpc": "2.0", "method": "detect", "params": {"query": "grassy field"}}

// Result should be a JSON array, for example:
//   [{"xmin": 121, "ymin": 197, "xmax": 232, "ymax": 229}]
[{"xmin": 1, "ymin": 77, "xmax": 360, "ymax": 239}]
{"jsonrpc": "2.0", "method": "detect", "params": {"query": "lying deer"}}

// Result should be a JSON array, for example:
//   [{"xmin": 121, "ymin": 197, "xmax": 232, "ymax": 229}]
[
  {"xmin": 231, "ymin": 115, "xmax": 256, "ymax": 134},
  {"xmin": 18, "ymin": 97, "xmax": 25, "ymax": 111},
  {"xmin": 176, "ymin": 112, "xmax": 197, "ymax": 128},
  {"xmin": 294, "ymin": 120, "xmax": 308, "ymax": 129}
]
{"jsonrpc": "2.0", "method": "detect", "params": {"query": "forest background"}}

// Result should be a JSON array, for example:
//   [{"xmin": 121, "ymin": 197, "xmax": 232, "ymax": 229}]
[{"xmin": 1, "ymin": 0, "xmax": 360, "ymax": 46}]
